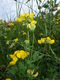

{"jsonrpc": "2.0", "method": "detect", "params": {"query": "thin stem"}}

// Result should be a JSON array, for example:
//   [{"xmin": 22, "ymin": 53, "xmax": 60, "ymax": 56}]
[
  {"xmin": 49, "ymin": 45, "xmax": 60, "ymax": 62},
  {"xmin": 27, "ymin": 31, "xmax": 29, "ymax": 40},
  {"xmin": 45, "ymin": 23, "xmax": 47, "ymax": 36},
  {"xmin": 32, "ymin": 31, "xmax": 35, "ymax": 45},
  {"xmin": 17, "ymin": 1, "xmax": 38, "ymax": 13}
]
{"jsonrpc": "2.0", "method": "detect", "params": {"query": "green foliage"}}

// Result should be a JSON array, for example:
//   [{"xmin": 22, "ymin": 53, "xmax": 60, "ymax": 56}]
[{"xmin": 0, "ymin": 0, "xmax": 60, "ymax": 80}]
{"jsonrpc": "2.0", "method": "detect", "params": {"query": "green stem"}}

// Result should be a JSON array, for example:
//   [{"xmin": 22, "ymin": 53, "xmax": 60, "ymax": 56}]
[
  {"xmin": 32, "ymin": 31, "xmax": 35, "ymax": 45},
  {"xmin": 45, "ymin": 24, "xmax": 47, "ymax": 36},
  {"xmin": 27, "ymin": 31, "xmax": 29, "ymax": 40}
]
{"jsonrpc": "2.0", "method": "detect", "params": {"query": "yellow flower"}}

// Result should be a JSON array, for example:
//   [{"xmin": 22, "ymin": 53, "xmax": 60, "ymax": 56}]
[
  {"xmin": 29, "ymin": 13, "xmax": 34, "ymax": 20},
  {"xmin": 16, "ymin": 13, "xmax": 35, "ymax": 24},
  {"xmin": 20, "ymin": 13, "xmax": 29, "ymax": 18},
  {"xmin": 14, "ymin": 50, "xmax": 21, "ymax": 58},
  {"xmin": 46, "ymin": 37, "xmax": 51, "ymax": 43},
  {"xmin": 6, "ymin": 78, "xmax": 11, "ymax": 80},
  {"xmin": 14, "ymin": 38, "xmax": 18, "ymax": 43},
  {"xmin": 38, "ymin": 40, "xmax": 42, "ymax": 44},
  {"xmin": 38, "ymin": 38, "xmax": 46, "ymax": 44},
  {"xmin": 9, "ymin": 60, "xmax": 16, "ymax": 66},
  {"xmin": 46, "ymin": 37, "xmax": 55, "ymax": 44},
  {"xmin": 49, "ymin": 39, "xmax": 55, "ymax": 44},
  {"xmin": 10, "ymin": 54, "xmax": 18, "ymax": 62},
  {"xmin": 31, "ymin": 20, "xmax": 37, "ymax": 25},
  {"xmin": 9, "ymin": 54, "xmax": 18, "ymax": 66},
  {"xmin": 16, "ymin": 17, "xmax": 22, "ymax": 22},
  {"xmin": 41, "ymin": 38, "xmax": 46, "ymax": 43},
  {"xmin": 16, "ymin": 14, "xmax": 26, "ymax": 23},
  {"xmin": 38, "ymin": 37, "xmax": 55, "ymax": 45},
  {"xmin": 16, "ymin": 50, "xmax": 29, "ymax": 59},
  {"xmin": 46, "ymin": 37, "xmax": 51, "ymax": 41},
  {"xmin": 8, "ymin": 22, "xmax": 14, "ymax": 26},
  {"xmin": 14, "ymin": 50, "xmax": 20, "ymax": 55},
  {"xmin": 20, "ymin": 13, "xmax": 34, "ymax": 20},
  {"xmin": 9, "ymin": 50, "xmax": 29, "ymax": 66},
  {"xmin": 19, "ymin": 13, "xmax": 29, "ymax": 22}
]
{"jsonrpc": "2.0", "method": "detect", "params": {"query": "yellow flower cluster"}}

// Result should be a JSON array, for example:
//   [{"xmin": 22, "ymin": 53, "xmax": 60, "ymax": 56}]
[
  {"xmin": 16, "ymin": 13, "xmax": 37, "ymax": 30},
  {"xmin": 16, "ymin": 13, "xmax": 34, "ymax": 23},
  {"xmin": 8, "ymin": 22, "xmax": 14, "ymax": 26},
  {"xmin": 9, "ymin": 50, "xmax": 29, "ymax": 66},
  {"xmin": 38, "ymin": 37, "xmax": 55, "ymax": 44},
  {"xmin": 15, "ymin": 50, "xmax": 29, "ymax": 59}
]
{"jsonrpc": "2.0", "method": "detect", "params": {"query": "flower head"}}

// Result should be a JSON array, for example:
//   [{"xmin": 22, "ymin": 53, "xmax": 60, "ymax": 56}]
[
  {"xmin": 16, "ymin": 50, "xmax": 29, "ymax": 59},
  {"xmin": 38, "ymin": 38, "xmax": 46, "ymax": 44},
  {"xmin": 16, "ymin": 17, "xmax": 22, "ymax": 22},
  {"xmin": 16, "ymin": 13, "xmax": 36, "ymax": 26},
  {"xmin": 38, "ymin": 37, "xmax": 55, "ymax": 45},
  {"xmin": 38, "ymin": 40, "xmax": 42, "ymax": 44},
  {"xmin": 31, "ymin": 20, "xmax": 37, "ymax": 25},
  {"xmin": 8, "ymin": 22, "xmax": 14, "ymax": 26},
  {"xmin": 9, "ymin": 50, "xmax": 29, "ymax": 66},
  {"xmin": 49, "ymin": 39, "xmax": 55, "ymax": 44}
]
